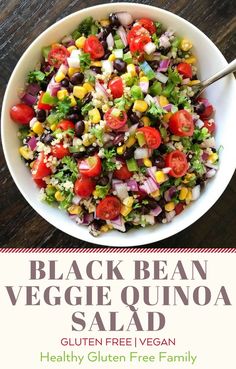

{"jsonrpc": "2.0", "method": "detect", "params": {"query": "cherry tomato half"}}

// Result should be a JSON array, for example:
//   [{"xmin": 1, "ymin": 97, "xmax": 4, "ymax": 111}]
[
  {"xmin": 175, "ymin": 202, "xmax": 184, "ymax": 215},
  {"xmin": 169, "ymin": 110, "xmax": 194, "ymax": 137},
  {"xmin": 78, "ymin": 155, "xmax": 102, "ymax": 178},
  {"xmin": 10, "ymin": 103, "xmax": 35, "ymax": 125},
  {"xmin": 108, "ymin": 77, "xmax": 124, "ymax": 99},
  {"xmin": 127, "ymin": 25, "xmax": 151, "ymax": 53},
  {"xmin": 105, "ymin": 108, "xmax": 127, "ymax": 130},
  {"xmin": 138, "ymin": 18, "xmax": 156, "ymax": 34},
  {"xmin": 37, "ymin": 92, "xmax": 53, "ymax": 111},
  {"xmin": 177, "ymin": 62, "xmax": 193, "ymax": 78},
  {"xmin": 137, "ymin": 127, "xmax": 161, "ymax": 149},
  {"xmin": 31, "ymin": 153, "xmax": 52, "ymax": 179},
  {"xmin": 165, "ymin": 150, "xmax": 188, "ymax": 178},
  {"xmin": 84, "ymin": 35, "xmax": 105, "ymax": 60},
  {"xmin": 197, "ymin": 98, "xmax": 214, "ymax": 119},
  {"xmin": 74, "ymin": 177, "xmax": 95, "ymax": 198},
  {"xmin": 203, "ymin": 119, "xmax": 216, "ymax": 134},
  {"xmin": 34, "ymin": 178, "xmax": 47, "ymax": 188},
  {"xmin": 58, "ymin": 120, "xmax": 75, "ymax": 131},
  {"xmin": 51, "ymin": 144, "xmax": 70, "ymax": 159},
  {"xmin": 96, "ymin": 196, "xmax": 121, "ymax": 220},
  {"xmin": 48, "ymin": 45, "xmax": 70, "ymax": 68},
  {"xmin": 114, "ymin": 161, "xmax": 132, "ymax": 180}
]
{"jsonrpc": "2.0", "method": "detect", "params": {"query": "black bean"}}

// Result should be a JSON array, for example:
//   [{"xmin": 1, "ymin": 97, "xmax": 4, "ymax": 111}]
[
  {"xmin": 149, "ymin": 60, "xmax": 159, "ymax": 70},
  {"xmin": 75, "ymin": 120, "xmax": 85, "ymax": 137},
  {"xmin": 70, "ymin": 72, "xmax": 84, "ymax": 85},
  {"xmin": 154, "ymin": 155, "xmax": 165, "ymax": 169},
  {"xmin": 123, "ymin": 147, "xmax": 135, "ymax": 160},
  {"xmin": 41, "ymin": 133, "xmax": 54, "ymax": 144},
  {"xmin": 141, "ymin": 205, "xmax": 150, "ymax": 215},
  {"xmin": 109, "ymin": 13, "xmax": 121, "ymax": 27},
  {"xmin": 72, "ymin": 152, "xmax": 85, "ymax": 159},
  {"xmin": 113, "ymin": 59, "xmax": 127, "ymax": 73},
  {"xmin": 61, "ymin": 78, "xmax": 70, "ymax": 88},
  {"xmin": 128, "ymin": 112, "xmax": 139, "ymax": 124},
  {"xmin": 147, "ymin": 199, "xmax": 159, "ymax": 209},
  {"xmin": 67, "ymin": 82, "xmax": 74, "ymax": 93},
  {"xmin": 158, "ymin": 198, "xmax": 166, "ymax": 208},
  {"xmin": 103, "ymin": 50, "xmax": 112, "ymax": 59},
  {"xmin": 86, "ymin": 146, "xmax": 98, "ymax": 156},
  {"xmin": 157, "ymin": 144, "xmax": 168, "ymax": 154},
  {"xmin": 97, "ymin": 176, "xmax": 109, "ymax": 186},
  {"xmin": 82, "ymin": 93, "xmax": 92, "ymax": 106},
  {"xmin": 36, "ymin": 109, "xmax": 46, "ymax": 122},
  {"xmin": 113, "ymin": 134, "xmax": 125, "ymax": 146},
  {"xmin": 40, "ymin": 80, "xmax": 48, "ymax": 91},
  {"xmin": 123, "ymin": 45, "xmax": 129, "ymax": 53},
  {"xmin": 90, "ymin": 219, "xmax": 106, "ymax": 230},
  {"xmin": 158, "ymin": 46, "xmax": 171, "ymax": 55},
  {"xmin": 100, "ymin": 40, "xmax": 108, "ymax": 50},
  {"xmin": 90, "ymin": 66, "xmax": 102, "ymax": 74},
  {"xmin": 156, "ymin": 211, "xmax": 166, "ymax": 223},
  {"xmin": 194, "ymin": 102, "xmax": 205, "ymax": 114},
  {"xmin": 67, "ymin": 113, "xmax": 80, "ymax": 122}
]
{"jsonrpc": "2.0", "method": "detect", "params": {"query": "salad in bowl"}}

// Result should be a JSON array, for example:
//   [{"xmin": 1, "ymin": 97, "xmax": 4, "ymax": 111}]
[{"xmin": 9, "ymin": 11, "xmax": 219, "ymax": 237}]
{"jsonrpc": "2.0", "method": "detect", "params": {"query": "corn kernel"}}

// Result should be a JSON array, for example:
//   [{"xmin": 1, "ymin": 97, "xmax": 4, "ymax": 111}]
[
  {"xmin": 208, "ymin": 153, "xmax": 218, "ymax": 163},
  {"xmin": 188, "ymin": 80, "xmax": 200, "ymax": 86},
  {"xmin": 117, "ymin": 145, "xmax": 126, "ymax": 155},
  {"xmin": 141, "ymin": 116, "xmax": 151, "ymax": 127},
  {"xmin": 75, "ymin": 36, "xmax": 86, "ymax": 49},
  {"xmin": 57, "ymin": 89, "xmax": 69, "ymax": 100},
  {"xmin": 155, "ymin": 171, "xmax": 167, "ymax": 184},
  {"xmin": 101, "ymin": 225, "xmax": 110, "ymax": 233},
  {"xmin": 68, "ymin": 205, "xmax": 82, "ymax": 215},
  {"xmin": 68, "ymin": 67, "xmax": 80, "ymax": 78},
  {"xmin": 179, "ymin": 187, "xmax": 188, "ymax": 201},
  {"xmin": 108, "ymin": 54, "xmax": 116, "ymax": 62},
  {"xmin": 143, "ymin": 158, "xmax": 152, "ymax": 167},
  {"xmin": 73, "ymin": 86, "xmax": 87, "ymax": 99},
  {"xmin": 32, "ymin": 121, "xmax": 44, "ymax": 135},
  {"xmin": 180, "ymin": 39, "xmax": 193, "ymax": 51},
  {"xmin": 83, "ymin": 138, "xmax": 92, "ymax": 147},
  {"xmin": 89, "ymin": 108, "xmax": 101, "ymax": 124},
  {"xmin": 19, "ymin": 146, "xmax": 32, "ymax": 160},
  {"xmin": 67, "ymin": 45, "xmax": 77, "ymax": 54},
  {"xmin": 55, "ymin": 191, "xmax": 65, "ymax": 202},
  {"xmin": 91, "ymin": 61, "xmax": 102, "ymax": 67},
  {"xmin": 126, "ymin": 135, "xmax": 136, "ymax": 148},
  {"xmin": 139, "ymin": 71, "xmax": 145, "ymax": 77},
  {"xmin": 100, "ymin": 19, "xmax": 110, "ymax": 27},
  {"xmin": 159, "ymin": 95, "xmax": 169, "ymax": 107},
  {"xmin": 120, "ymin": 205, "xmax": 132, "ymax": 217},
  {"xmin": 127, "ymin": 64, "xmax": 137, "ymax": 77},
  {"xmin": 139, "ymin": 76, "xmax": 149, "ymax": 83},
  {"xmin": 183, "ymin": 173, "xmax": 195, "ymax": 183},
  {"xmin": 123, "ymin": 196, "xmax": 134, "ymax": 207},
  {"xmin": 55, "ymin": 71, "xmax": 66, "ymax": 83},
  {"xmin": 165, "ymin": 202, "xmax": 175, "ymax": 212},
  {"xmin": 163, "ymin": 112, "xmax": 172, "ymax": 123},
  {"xmin": 133, "ymin": 100, "xmax": 148, "ymax": 113},
  {"xmin": 186, "ymin": 189, "xmax": 192, "ymax": 202},
  {"xmin": 50, "ymin": 124, "xmax": 57, "ymax": 131},
  {"xmin": 185, "ymin": 56, "xmax": 197, "ymax": 64},
  {"xmin": 69, "ymin": 94, "xmax": 77, "ymax": 107},
  {"xmin": 30, "ymin": 161, "xmax": 35, "ymax": 168},
  {"xmin": 150, "ymin": 189, "xmax": 160, "ymax": 198},
  {"xmin": 84, "ymin": 121, "xmax": 90, "ymax": 133},
  {"xmin": 83, "ymin": 82, "xmax": 94, "ymax": 92}
]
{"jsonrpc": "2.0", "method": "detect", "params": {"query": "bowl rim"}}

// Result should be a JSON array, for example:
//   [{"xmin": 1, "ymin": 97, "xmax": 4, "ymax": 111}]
[{"xmin": 1, "ymin": 2, "xmax": 236, "ymax": 247}]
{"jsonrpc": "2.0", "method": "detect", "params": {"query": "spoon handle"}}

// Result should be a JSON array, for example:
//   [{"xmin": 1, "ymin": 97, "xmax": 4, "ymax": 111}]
[{"xmin": 201, "ymin": 59, "xmax": 236, "ymax": 89}]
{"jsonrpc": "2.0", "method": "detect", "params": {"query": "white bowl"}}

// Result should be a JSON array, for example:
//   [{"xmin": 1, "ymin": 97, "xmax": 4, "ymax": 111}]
[{"xmin": 1, "ymin": 3, "xmax": 236, "ymax": 246}]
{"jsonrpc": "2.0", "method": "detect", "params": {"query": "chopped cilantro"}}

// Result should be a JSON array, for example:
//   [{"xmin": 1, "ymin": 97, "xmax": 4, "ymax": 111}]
[
  {"xmin": 81, "ymin": 102, "xmax": 94, "ymax": 116},
  {"xmin": 168, "ymin": 67, "xmax": 182, "ymax": 85},
  {"xmin": 95, "ymin": 184, "xmax": 110, "ymax": 199},
  {"xmin": 193, "ymin": 127, "xmax": 210, "ymax": 142},
  {"xmin": 147, "ymin": 102, "xmax": 165, "ymax": 117},
  {"xmin": 114, "ymin": 96, "xmax": 132, "ymax": 110},
  {"xmin": 190, "ymin": 159, "xmax": 205, "ymax": 176},
  {"xmin": 102, "ymin": 148, "xmax": 117, "ymax": 171},
  {"xmin": 18, "ymin": 126, "xmax": 29, "ymax": 141},
  {"xmin": 79, "ymin": 53, "xmax": 91, "ymax": 70},
  {"xmin": 54, "ymin": 156, "xmax": 78, "ymax": 183},
  {"xmin": 91, "ymin": 126, "xmax": 104, "ymax": 143},
  {"xmin": 55, "ymin": 97, "xmax": 71, "ymax": 121},
  {"xmin": 28, "ymin": 70, "xmax": 45, "ymax": 83},
  {"xmin": 78, "ymin": 16, "xmax": 94, "ymax": 36},
  {"xmin": 59, "ymin": 191, "xmax": 74, "ymax": 210}
]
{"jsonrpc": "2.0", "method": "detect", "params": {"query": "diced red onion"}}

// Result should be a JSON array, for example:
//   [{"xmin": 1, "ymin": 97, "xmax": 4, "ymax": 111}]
[
  {"xmin": 164, "ymin": 186, "xmax": 176, "ymax": 202},
  {"xmin": 147, "ymin": 166, "xmax": 157, "ymax": 181},
  {"xmin": 26, "ymin": 83, "xmax": 41, "ymax": 96},
  {"xmin": 117, "ymin": 124, "xmax": 129, "ymax": 132},
  {"xmin": 143, "ymin": 214, "xmax": 155, "ymax": 225},
  {"xmin": 206, "ymin": 169, "xmax": 216, "ymax": 178},
  {"xmin": 195, "ymin": 119, "xmax": 204, "ymax": 129},
  {"xmin": 29, "ymin": 117, "xmax": 37, "ymax": 128},
  {"xmin": 117, "ymin": 26, "xmax": 128, "ymax": 47},
  {"xmin": 144, "ymin": 94, "xmax": 154, "ymax": 105},
  {"xmin": 103, "ymin": 133, "xmax": 114, "ymax": 143},
  {"xmin": 163, "ymin": 103, "xmax": 173, "ymax": 112},
  {"xmin": 27, "ymin": 136, "xmax": 37, "ymax": 150},
  {"xmin": 205, "ymin": 162, "xmax": 218, "ymax": 170},
  {"xmin": 112, "ymin": 179, "xmax": 123, "ymax": 189},
  {"xmin": 67, "ymin": 57, "xmax": 80, "ymax": 68},
  {"xmin": 143, "ymin": 41, "xmax": 156, "ymax": 55},
  {"xmin": 114, "ymin": 182, "xmax": 129, "ymax": 201},
  {"xmin": 72, "ymin": 195, "xmax": 81, "ymax": 205},
  {"xmin": 82, "ymin": 213, "xmax": 94, "ymax": 225},
  {"xmin": 157, "ymin": 59, "xmax": 170, "ymax": 72},
  {"xmin": 58, "ymin": 63, "xmax": 68, "ymax": 75},
  {"xmin": 156, "ymin": 72, "xmax": 168, "ymax": 84},
  {"xmin": 191, "ymin": 185, "xmax": 201, "ymax": 201},
  {"xmin": 126, "ymin": 179, "xmax": 139, "ymax": 192},
  {"xmin": 139, "ymin": 81, "xmax": 149, "ymax": 94},
  {"xmin": 139, "ymin": 177, "xmax": 159, "ymax": 194},
  {"xmin": 134, "ymin": 148, "xmax": 149, "ymax": 160},
  {"xmin": 200, "ymin": 137, "xmax": 216, "ymax": 148},
  {"xmin": 79, "ymin": 161, "xmax": 90, "ymax": 170},
  {"xmin": 102, "ymin": 60, "xmax": 114, "ymax": 74},
  {"xmin": 162, "ymin": 167, "xmax": 171, "ymax": 174},
  {"xmin": 116, "ymin": 12, "xmax": 133, "ymax": 26},
  {"xmin": 159, "ymin": 34, "xmax": 171, "ymax": 48},
  {"xmin": 150, "ymin": 205, "xmax": 162, "ymax": 217},
  {"xmin": 22, "ymin": 93, "xmax": 37, "ymax": 106},
  {"xmin": 199, "ymin": 98, "xmax": 210, "ymax": 107},
  {"xmin": 128, "ymin": 123, "xmax": 139, "ymax": 135},
  {"xmin": 95, "ymin": 80, "xmax": 109, "ymax": 98},
  {"xmin": 202, "ymin": 152, "xmax": 209, "ymax": 161},
  {"xmin": 106, "ymin": 33, "xmax": 114, "ymax": 50},
  {"xmin": 62, "ymin": 35, "xmax": 73, "ymax": 44},
  {"xmin": 110, "ymin": 216, "xmax": 126, "ymax": 232},
  {"xmin": 47, "ymin": 76, "xmax": 61, "ymax": 96},
  {"xmin": 182, "ymin": 78, "xmax": 190, "ymax": 85},
  {"xmin": 152, "ymin": 52, "xmax": 161, "ymax": 60},
  {"xmin": 166, "ymin": 210, "xmax": 176, "ymax": 222}
]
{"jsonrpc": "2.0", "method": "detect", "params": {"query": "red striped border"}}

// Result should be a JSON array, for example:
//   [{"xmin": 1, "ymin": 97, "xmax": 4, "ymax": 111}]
[{"xmin": 0, "ymin": 248, "xmax": 235, "ymax": 253}]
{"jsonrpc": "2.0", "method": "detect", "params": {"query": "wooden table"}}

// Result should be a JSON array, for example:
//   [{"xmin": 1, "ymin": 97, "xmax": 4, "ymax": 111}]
[{"xmin": 0, "ymin": 0, "xmax": 235, "ymax": 248}]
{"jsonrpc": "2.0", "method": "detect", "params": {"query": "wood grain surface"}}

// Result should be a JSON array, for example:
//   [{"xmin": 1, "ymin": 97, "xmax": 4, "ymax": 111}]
[{"xmin": 0, "ymin": 0, "xmax": 235, "ymax": 248}]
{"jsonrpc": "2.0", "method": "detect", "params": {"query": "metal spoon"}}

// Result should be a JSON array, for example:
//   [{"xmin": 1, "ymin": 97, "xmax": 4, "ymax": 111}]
[{"xmin": 192, "ymin": 59, "xmax": 236, "ymax": 98}]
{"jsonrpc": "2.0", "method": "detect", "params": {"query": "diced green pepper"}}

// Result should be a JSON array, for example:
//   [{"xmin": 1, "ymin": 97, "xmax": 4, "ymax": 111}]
[
  {"xmin": 123, "ymin": 51, "xmax": 133, "ymax": 64},
  {"xmin": 91, "ymin": 24, "xmax": 98, "ymax": 35},
  {"xmin": 172, "ymin": 36, "xmax": 181, "ymax": 48},
  {"xmin": 136, "ymin": 131, "xmax": 146, "ymax": 147},
  {"xmin": 42, "ymin": 92, "xmax": 58, "ymax": 105},
  {"xmin": 126, "ymin": 158, "xmax": 139, "ymax": 172},
  {"xmin": 149, "ymin": 81, "xmax": 162, "ymax": 96},
  {"xmin": 115, "ymin": 38, "xmax": 124, "ymax": 49},
  {"xmin": 162, "ymin": 82, "xmax": 175, "ymax": 97},
  {"xmin": 131, "ymin": 85, "xmax": 143, "ymax": 100},
  {"xmin": 47, "ymin": 113, "xmax": 58, "ymax": 125},
  {"xmin": 42, "ymin": 46, "xmax": 51, "ymax": 60},
  {"xmin": 69, "ymin": 146, "xmax": 83, "ymax": 153}
]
